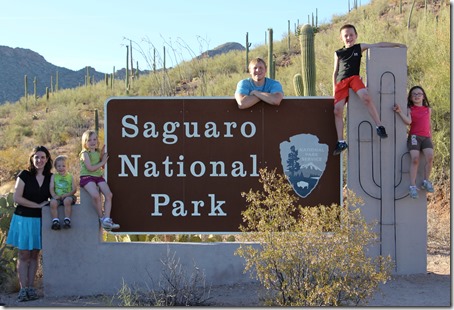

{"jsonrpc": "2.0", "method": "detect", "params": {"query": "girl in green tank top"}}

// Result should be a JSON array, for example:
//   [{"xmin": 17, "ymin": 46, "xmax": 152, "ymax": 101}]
[{"xmin": 79, "ymin": 130, "xmax": 120, "ymax": 231}]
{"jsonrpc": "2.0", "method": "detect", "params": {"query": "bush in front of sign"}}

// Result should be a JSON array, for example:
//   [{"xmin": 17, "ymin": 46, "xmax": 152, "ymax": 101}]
[
  {"xmin": 235, "ymin": 168, "xmax": 393, "ymax": 306},
  {"xmin": 114, "ymin": 248, "xmax": 210, "ymax": 306}
]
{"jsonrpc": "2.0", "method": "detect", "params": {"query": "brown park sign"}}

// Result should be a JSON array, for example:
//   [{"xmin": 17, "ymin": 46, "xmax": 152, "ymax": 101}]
[{"xmin": 105, "ymin": 97, "xmax": 340, "ymax": 233}]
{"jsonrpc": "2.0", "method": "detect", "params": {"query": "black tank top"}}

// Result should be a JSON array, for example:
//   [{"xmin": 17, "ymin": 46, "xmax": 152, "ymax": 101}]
[
  {"xmin": 335, "ymin": 44, "xmax": 362, "ymax": 83},
  {"xmin": 14, "ymin": 170, "xmax": 52, "ymax": 218}
]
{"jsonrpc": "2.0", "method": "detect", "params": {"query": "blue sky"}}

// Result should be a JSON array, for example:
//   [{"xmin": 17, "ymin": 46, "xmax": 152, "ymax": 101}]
[{"xmin": 1, "ymin": 0, "xmax": 370, "ymax": 73}]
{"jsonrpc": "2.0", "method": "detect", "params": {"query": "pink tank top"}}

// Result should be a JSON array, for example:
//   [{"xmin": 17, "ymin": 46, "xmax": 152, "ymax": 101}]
[{"xmin": 409, "ymin": 105, "xmax": 431, "ymax": 137}]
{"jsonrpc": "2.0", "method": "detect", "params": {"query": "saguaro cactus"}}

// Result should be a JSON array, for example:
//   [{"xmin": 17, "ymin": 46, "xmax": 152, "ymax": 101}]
[
  {"xmin": 85, "ymin": 66, "xmax": 90, "ymax": 86},
  {"xmin": 293, "ymin": 73, "xmax": 304, "ymax": 96},
  {"xmin": 293, "ymin": 24, "xmax": 316, "ymax": 96},
  {"xmin": 94, "ymin": 109, "xmax": 99, "ymax": 135},
  {"xmin": 267, "ymin": 28, "xmax": 275, "ymax": 79},
  {"xmin": 33, "ymin": 77, "xmax": 37, "ymax": 100},
  {"xmin": 163, "ymin": 46, "xmax": 166, "ymax": 72},
  {"xmin": 112, "ymin": 66, "xmax": 115, "ymax": 90},
  {"xmin": 24, "ymin": 75, "xmax": 28, "ymax": 99},
  {"xmin": 55, "ymin": 70, "xmax": 59, "ymax": 91},
  {"xmin": 245, "ymin": 32, "xmax": 252, "ymax": 72}
]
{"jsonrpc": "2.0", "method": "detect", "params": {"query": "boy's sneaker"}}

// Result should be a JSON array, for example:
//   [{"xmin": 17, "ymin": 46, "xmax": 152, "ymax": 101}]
[
  {"xmin": 333, "ymin": 141, "xmax": 348, "ymax": 156},
  {"xmin": 26, "ymin": 287, "xmax": 38, "ymax": 300},
  {"xmin": 51, "ymin": 219, "xmax": 61, "ymax": 230},
  {"xmin": 99, "ymin": 217, "xmax": 110, "ymax": 231},
  {"xmin": 376, "ymin": 126, "xmax": 388, "ymax": 138},
  {"xmin": 17, "ymin": 288, "xmax": 28, "ymax": 302},
  {"xmin": 422, "ymin": 180, "xmax": 434, "ymax": 193},
  {"xmin": 101, "ymin": 217, "xmax": 120, "ymax": 231},
  {"xmin": 409, "ymin": 186, "xmax": 418, "ymax": 199},
  {"xmin": 63, "ymin": 218, "xmax": 71, "ymax": 229}
]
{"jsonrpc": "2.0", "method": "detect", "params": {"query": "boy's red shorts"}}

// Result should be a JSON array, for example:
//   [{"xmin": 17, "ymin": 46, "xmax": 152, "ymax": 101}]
[{"xmin": 334, "ymin": 75, "xmax": 366, "ymax": 105}]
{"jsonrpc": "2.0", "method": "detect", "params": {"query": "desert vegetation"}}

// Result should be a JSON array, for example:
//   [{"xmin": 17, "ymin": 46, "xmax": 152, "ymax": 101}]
[
  {"xmin": 236, "ymin": 169, "xmax": 394, "ymax": 306},
  {"xmin": 112, "ymin": 248, "xmax": 211, "ymax": 306},
  {"xmin": 0, "ymin": 0, "xmax": 450, "ymax": 303}
]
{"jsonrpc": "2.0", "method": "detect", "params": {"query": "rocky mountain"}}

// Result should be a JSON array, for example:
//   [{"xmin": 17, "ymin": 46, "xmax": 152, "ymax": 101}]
[
  {"xmin": 197, "ymin": 42, "xmax": 245, "ymax": 59},
  {"xmin": 0, "ymin": 42, "xmax": 245, "ymax": 105},
  {"xmin": 300, "ymin": 162, "xmax": 323, "ymax": 178},
  {"xmin": 0, "ymin": 46, "xmax": 109, "ymax": 104}
]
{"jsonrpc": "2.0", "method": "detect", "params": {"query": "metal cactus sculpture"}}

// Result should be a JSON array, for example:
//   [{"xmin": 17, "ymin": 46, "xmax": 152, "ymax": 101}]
[{"xmin": 293, "ymin": 24, "xmax": 316, "ymax": 96}]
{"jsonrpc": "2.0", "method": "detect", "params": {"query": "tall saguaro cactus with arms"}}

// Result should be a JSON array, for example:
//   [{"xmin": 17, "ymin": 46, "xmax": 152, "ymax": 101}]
[{"xmin": 293, "ymin": 24, "xmax": 316, "ymax": 96}]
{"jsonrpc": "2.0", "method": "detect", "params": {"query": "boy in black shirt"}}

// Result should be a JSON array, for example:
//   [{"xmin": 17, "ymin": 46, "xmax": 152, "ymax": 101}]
[{"xmin": 332, "ymin": 24, "xmax": 405, "ymax": 155}]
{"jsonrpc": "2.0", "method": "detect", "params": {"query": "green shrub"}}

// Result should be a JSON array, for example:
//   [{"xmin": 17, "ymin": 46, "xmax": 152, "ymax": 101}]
[
  {"xmin": 235, "ymin": 168, "xmax": 393, "ymax": 306},
  {"xmin": 0, "ymin": 192, "xmax": 17, "ymax": 292}
]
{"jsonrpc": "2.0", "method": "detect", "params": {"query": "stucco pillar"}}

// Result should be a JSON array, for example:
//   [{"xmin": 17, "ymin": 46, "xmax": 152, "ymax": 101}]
[{"xmin": 346, "ymin": 47, "xmax": 427, "ymax": 274}]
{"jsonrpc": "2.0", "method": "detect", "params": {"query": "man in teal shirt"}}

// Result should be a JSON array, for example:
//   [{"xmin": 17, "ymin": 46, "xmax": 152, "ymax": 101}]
[{"xmin": 235, "ymin": 57, "xmax": 284, "ymax": 109}]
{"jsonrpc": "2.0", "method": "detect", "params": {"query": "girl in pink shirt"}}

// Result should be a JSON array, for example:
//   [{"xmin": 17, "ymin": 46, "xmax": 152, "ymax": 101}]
[{"xmin": 393, "ymin": 86, "xmax": 434, "ymax": 199}]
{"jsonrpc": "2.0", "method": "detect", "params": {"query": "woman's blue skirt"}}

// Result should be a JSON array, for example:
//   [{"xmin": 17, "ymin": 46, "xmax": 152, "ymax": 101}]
[{"xmin": 6, "ymin": 214, "xmax": 42, "ymax": 250}]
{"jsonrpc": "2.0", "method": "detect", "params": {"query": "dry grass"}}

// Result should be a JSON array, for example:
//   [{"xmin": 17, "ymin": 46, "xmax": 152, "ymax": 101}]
[{"xmin": 427, "ymin": 179, "xmax": 450, "ymax": 256}]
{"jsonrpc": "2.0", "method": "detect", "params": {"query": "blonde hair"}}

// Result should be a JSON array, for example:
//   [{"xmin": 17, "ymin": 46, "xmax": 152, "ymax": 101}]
[
  {"xmin": 54, "ymin": 155, "xmax": 68, "ymax": 168},
  {"xmin": 81, "ymin": 130, "xmax": 98, "ymax": 152},
  {"xmin": 249, "ymin": 57, "xmax": 267, "ymax": 69}
]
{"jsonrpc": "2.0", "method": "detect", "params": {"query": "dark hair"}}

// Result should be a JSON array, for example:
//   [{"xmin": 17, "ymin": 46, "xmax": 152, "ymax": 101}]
[
  {"xmin": 340, "ymin": 24, "xmax": 357, "ymax": 35},
  {"xmin": 407, "ymin": 86, "xmax": 430, "ymax": 108},
  {"xmin": 28, "ymin": 145, "xmax": 53, "ymax": 176}
]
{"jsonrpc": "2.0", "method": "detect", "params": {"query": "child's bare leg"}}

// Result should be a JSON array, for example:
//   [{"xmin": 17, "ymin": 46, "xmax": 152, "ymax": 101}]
[
  {"xmin": 409, "ymin": 150, "xmax": 420, "ymax": 187},
  {"xmin": 334, "ymin": 99, "xmax": 346, "ymax": 140},
  {"xmin": 356, "ymin": 88, "xmax": 382, "ymax": 126},
  {"xmin": 63, "ymin": 197, "xmax": 72, "ymax": 219},
  {"xmin": 422, "ymin": 148, "xmax": 434, "ymax": 180},
  {"xmin": 50, "ymin": 199, "xmax": 59, "ymax": 219},
  {"xmin": 98, "ymin": 182, "xmax": 113, "ymax": 218},
  {"xmin": 83, "ymin": 182, "xmax": 103, "ymax": 218}
]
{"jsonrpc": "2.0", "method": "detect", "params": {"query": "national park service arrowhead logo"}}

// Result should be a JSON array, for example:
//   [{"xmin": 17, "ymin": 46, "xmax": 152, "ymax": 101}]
[{"xmin": 279, "ymin": 133, "xmax": 328, "ymax": 198}]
